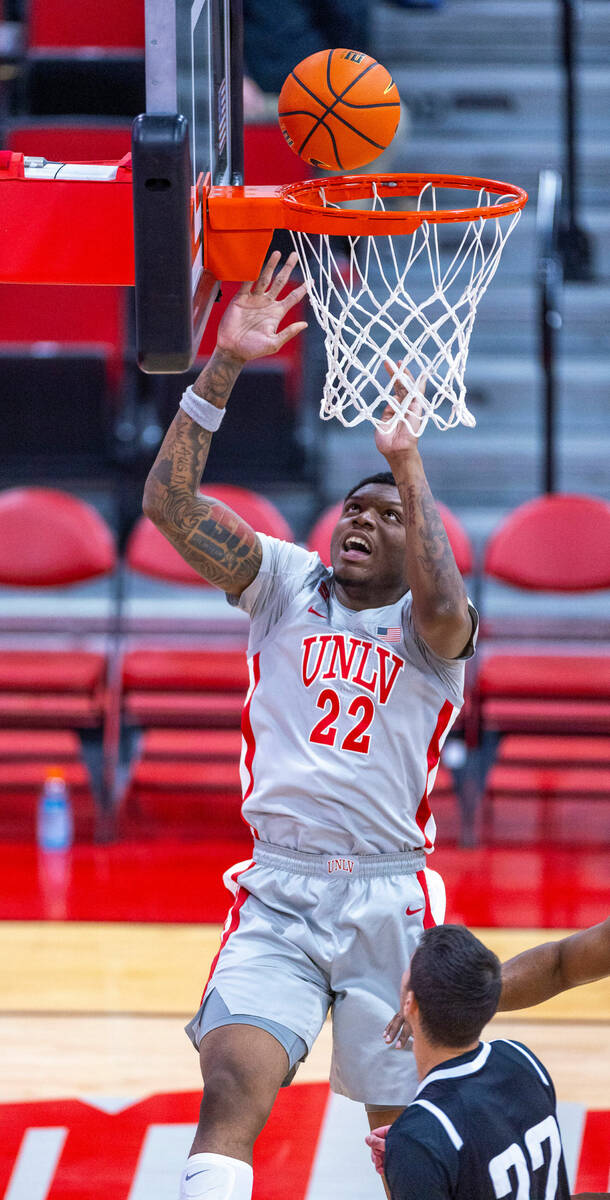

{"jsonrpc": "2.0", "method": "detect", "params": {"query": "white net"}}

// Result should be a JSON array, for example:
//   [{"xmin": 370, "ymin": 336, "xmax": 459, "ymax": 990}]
[{"xmin": 290, "ymin": 180, "xmax": 522, "ymax": 435}]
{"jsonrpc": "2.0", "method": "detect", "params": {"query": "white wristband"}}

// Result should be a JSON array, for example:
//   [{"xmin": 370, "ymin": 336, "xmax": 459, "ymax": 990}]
[{"xmin": 180, "ymin": 385, "xmax": 226, "ymax": 431}]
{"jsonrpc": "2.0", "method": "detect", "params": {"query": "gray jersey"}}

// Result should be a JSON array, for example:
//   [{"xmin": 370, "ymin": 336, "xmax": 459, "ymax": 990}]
[{"xmin": 230, "ymin": 535, "xmax": 477, "ymax": 856}]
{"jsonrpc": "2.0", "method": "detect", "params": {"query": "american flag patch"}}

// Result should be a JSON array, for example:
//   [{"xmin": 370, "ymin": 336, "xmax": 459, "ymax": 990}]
[{"xmin": 377, "ymin": 626, "xmax": 401, "ymax": 643}]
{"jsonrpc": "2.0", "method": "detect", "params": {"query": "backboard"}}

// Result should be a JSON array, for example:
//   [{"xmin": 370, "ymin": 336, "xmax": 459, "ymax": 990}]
[{"xmin": 132, "ymin": 0, "xmax": 243, "ymax": 372}]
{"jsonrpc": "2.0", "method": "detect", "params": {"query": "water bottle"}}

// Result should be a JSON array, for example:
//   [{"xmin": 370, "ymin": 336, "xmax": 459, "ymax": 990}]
[{"xmin": 37, "ymin": 773, "xmax": 74, "ymax": 851}]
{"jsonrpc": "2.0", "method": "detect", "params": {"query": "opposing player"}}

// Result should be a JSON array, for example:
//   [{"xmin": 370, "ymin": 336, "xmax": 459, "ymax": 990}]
[
  {"xmin": 366, "ymin": 925, "xmax": 571, "ymax": 1200},
  {"xmin": 384, "ymin": 916, "xmax": 610, "ymax": 1048},
  {"xmin": 143, "ymin": 251, "xmax": 477, "ymax": 1200}
]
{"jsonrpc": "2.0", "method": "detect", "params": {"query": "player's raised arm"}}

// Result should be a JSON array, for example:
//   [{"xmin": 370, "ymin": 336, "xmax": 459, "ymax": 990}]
[
  {"xmin": 374, "ymin": 371, "xmax": 471, "ymax": 659},
  {"xmin": 143, "ymin": 252, "xmax": 307, "ymax": 595},
  {"xmin": 498, "ymin": 918, "xmax": 610, "ymax": 1011}
]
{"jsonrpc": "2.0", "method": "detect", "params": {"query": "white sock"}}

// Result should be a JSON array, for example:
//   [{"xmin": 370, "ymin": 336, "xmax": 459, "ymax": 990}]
[{"xmin": 179, "ymin": 1152, "xmax": 253, "ymax": 1199}]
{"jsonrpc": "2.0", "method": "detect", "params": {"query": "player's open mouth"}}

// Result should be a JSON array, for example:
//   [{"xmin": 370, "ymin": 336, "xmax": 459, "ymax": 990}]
[{"xmin": 342, "ymin": 534, "xmax": 372, "ymax": 559}]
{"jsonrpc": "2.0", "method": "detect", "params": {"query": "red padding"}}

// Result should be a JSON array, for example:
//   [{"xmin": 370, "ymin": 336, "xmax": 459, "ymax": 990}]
[
  {"xmin": 132, "ymin": 760, "xmax": 241, "ymax": 790},
  {"xmin": 0, "ymin": 760, "xmax": 90, "ymax": 788},
  {"xmin": 482, "ymin": 699, "xmax": 610, "ymax": 734},
  {"xmin": 127, "ymin": 485, "xmax": 293, "ymax": 585},
  {"xmin": 0, "ymin": 651, "xmax": 106, "ymax": 692},
  {"xmin": 0, "ymin": 730, "xmax": 81, "ymax": 758},
  {"xmin": 487, "ymin": 763, "xmax": 610, "ymax": 797},
  {"xmin": 122, "ymin": 649, "xmax": 248, "ymax": 691},
  {"xmin": 141, "ymin": 729, "xmax": 243, "ymax": 759},
  {"xmin": 307, "ymin": 498, "xmax": 474, "ymax": 574},
  {"xmin": 29, "ymin": 0, "xmax": 144, "ymax": 49},
  {"xmin": 124, "ymin": 694, "xmax": 245, "ymax": 726},
  {"xmin": 484, "ymin": 493, "xmax": 610, "ymax": 591},
  {"xmin": 0, "ymin": 488, "xmax": 116, "ymax": 585},
  {"xmin": 479, "ymin": 655, "xmax": 610, "ymax": 698},
  {"xmin": 0, "ymin": 286, "xmax": 126, "ymax": 388},
  {"xmin": 498, "ymin": 735, "xmax": 610, "ymax": 765}
]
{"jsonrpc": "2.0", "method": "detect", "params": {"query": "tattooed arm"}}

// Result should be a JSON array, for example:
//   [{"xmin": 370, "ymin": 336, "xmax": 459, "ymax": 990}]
[
  {"xmin": 143, "ymin": 252, "xmax": 307, "ymax": 595},
  {"xmin": 375, "ymin": 373, "xmax": 471, "ymax": 658}
]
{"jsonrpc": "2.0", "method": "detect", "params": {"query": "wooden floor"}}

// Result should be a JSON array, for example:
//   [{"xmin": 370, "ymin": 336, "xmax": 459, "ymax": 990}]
[{"xmin": 2, "ymin": 922, "xmax": 609, "ymax": 1106}]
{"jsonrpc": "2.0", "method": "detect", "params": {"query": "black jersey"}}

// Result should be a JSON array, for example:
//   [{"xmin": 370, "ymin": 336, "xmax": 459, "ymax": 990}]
[{"xmin": 385, "ymin": 1039, "xmax": 571, "ymax": 1200}]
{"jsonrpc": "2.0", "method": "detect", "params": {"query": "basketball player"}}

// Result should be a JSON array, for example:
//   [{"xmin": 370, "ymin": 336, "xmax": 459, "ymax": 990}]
[
  {"xmin": 366, "ymin": 924, "xmax": 571, "ymax": 1200},
  {"xmin": 143, "ymin": 251, "xmax": 477, "ymax": 1200},
  {"xmin": 383, "ymin": 916, "xmax": 610, "ymax": 1048}
]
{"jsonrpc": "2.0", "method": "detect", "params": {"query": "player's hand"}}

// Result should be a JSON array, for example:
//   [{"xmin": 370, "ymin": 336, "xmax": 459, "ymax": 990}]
[
  {"xmin": 374, "ymin": 360, "xmax": 425, "ymax": 463},
  {"xmin": 216, "ymin": 251, "xmax": 308, "ymax": 362},
  {"xmin": 365, "ymin": 1125, "xmax": 391, "ymax": 1176},
  {"xmin": 384, "ymin": 1010, "xmax": 413, "ymax": 1050}
]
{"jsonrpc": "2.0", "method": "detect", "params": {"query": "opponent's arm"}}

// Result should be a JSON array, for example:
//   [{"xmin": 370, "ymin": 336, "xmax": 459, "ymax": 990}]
[
  {"xmin": 498, "ymin": 918, "xmax": 610, "ymax": 1011},
  {"xmin": 375, "ymin": 372, "xmax": 471, "ymax": 659},
  {"xmin": 143, "ymin": 252, "xmax": 307, "ymax": 595}
]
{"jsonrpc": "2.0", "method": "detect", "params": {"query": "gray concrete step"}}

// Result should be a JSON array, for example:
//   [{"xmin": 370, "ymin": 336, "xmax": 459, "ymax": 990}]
[
  {"xmin": 366, "ymin": 207, "xmax": 610, "ymax": 286},
  {"xmin": 398, "ymin": 136, "xmax": 609, "ymax": 210},
  {"xmin": 319, "ymin": 423, "xmax": 610, "ymax": 509},
  {"xmin": 396, "ymin": 66, "xmax": 610, "ymax": 139},
  {"xmin": 373, "ymin": 1, "xmax": 610, "ymax": 68},
  {"xmin": 464, "ymin": 354, "xmax": 610, "ymax": 430},
  {"xmin": 470, "ymin": 281, "xmax": 610, "ymax": 356}
]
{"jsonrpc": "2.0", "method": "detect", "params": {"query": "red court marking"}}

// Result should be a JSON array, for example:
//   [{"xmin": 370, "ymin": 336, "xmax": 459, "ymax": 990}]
[
  {"xmin": 0, "ymin": 1086, "xmax": 330, "ymax": 1200},
  {"xmin": 0, "ymin": 841, "xmax": 608, "ymax": 926},
  {"xmin": 573, "ymin": 1110, "xmax": 610, "ymax": 1194}
]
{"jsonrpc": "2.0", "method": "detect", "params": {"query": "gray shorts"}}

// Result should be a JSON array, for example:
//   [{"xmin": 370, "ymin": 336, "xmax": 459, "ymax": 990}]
[{"xmin": 185, "ymin": 841, "xmax": 446, "ymax": 1106}]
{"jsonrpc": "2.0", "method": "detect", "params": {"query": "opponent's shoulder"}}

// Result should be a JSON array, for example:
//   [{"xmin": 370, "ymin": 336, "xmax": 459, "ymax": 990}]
[{"xmin": 489, "ymin": 1038, "xmax": 555, "ymax": 1090}]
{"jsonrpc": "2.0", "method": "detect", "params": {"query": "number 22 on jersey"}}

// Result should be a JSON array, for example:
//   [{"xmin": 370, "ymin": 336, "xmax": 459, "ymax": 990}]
[{"xmin": 309, "ymin": 688, "xmax": 375, "ymax": 755}]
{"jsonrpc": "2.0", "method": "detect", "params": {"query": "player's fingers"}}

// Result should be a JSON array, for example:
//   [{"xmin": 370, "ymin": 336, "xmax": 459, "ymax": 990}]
[
  {"xmin": 273, "ymin": 320, "xmax": 308, "ymax": 350},
  {"xmin": 252, "ymin": 250, "xmax": 282, "ymax": 293},
  {"xmin": 384, "ymin": 1012, "xmax": 404, "ymax": 1043},
  {"xmin": 266, "ymin": 250, "xmax": 300, "ymax": 298},
  {"xmin": 280, "ymin": 281, "xmax": 308, "ymax": 313},
  {"xmin": 396, "ymin": 1023, "xmax": 413, "ymax": 1050}
]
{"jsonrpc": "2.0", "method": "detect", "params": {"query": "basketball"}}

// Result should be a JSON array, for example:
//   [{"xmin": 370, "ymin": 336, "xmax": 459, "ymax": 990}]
[{"xmin": 278, "ymin": 48, "xmax": 401, "ymax": 172}]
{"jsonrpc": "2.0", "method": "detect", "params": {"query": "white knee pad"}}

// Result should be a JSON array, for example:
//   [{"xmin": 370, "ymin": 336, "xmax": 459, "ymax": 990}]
[{"xmin": 179, "ymin": 1152, "xmax": 253, "ymax": 1199}]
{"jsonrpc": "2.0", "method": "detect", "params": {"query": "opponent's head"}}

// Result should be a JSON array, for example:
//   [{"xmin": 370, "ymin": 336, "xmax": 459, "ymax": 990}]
[
  {"xmin": 403, "ymin": 925, "xmax": 501, "ymax": 1050},
  {"xmin": 330, "ymin": 471, "xmax": 407, "ymax": 605}
]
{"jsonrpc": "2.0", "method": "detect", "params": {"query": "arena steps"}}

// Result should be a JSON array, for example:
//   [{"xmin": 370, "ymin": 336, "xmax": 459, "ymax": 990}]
[
  {"xmin": 400, "ymin": 135, "xmax": 610, "ymax": 211},
  {"xmin": 373, "ymin": 1, "xmax": 610, "ymax": 67},
  {"xmin": 461, "ymin": 356, "xmax": 610, "ymax": 432},
  {"xmin": 319, "ymin": 426, "xmax": 610, "ymax": 508},
  {"xmin": 395, "ymin": 65, "xmax": 610, "ymax": 139}
]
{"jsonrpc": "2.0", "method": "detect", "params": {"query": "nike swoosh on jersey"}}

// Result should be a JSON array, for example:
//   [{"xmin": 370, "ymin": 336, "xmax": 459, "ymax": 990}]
[
  {"xmin": 405, "ymin": 905, "xmax": 424, "ymax": 915},
  {"xmin": 308, "ymin": 606, "xmax": 326, "ymax": 618}
]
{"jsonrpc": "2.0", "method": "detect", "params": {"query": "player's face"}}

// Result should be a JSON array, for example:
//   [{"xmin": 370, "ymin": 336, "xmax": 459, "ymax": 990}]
[{"xmin": 330, "ymin": 484, "xmax": 407, "ymax": 597}]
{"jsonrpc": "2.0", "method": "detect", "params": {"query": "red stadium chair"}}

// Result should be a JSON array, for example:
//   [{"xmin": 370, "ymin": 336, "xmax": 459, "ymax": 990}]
[
  {"xmin": 0, "ymin": 487, "xmax": 118, "ymax": 835},
  {"xmin": 469, "ymin": 494, "xmax": 610, "ymax": 843},
  {"xmin": 27, "ymin": 0, "xmax": 144, "ymax": 50},
  {"xmin": 119, "ymin": 487, "xmax": 293, "ymax": 834},
  {"xmin": 306, "ymin": 498, "xmax": 475, "ymax": 575}
]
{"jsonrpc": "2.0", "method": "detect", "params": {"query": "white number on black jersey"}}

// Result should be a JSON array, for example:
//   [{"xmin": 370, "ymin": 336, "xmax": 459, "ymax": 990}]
[{"xmin": 488, "ymin": 1115, "xmax": 563, "ymax": 1199}]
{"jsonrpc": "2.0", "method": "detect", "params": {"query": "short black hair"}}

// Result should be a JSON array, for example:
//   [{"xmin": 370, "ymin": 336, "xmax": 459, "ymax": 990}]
[
  {"xmin": 344, "ymin": 471, "xmax": 397, "ymax": 501},
  {"xmin": 409, "ymin": 925, "xmax": 501, "ymax": 1048}
]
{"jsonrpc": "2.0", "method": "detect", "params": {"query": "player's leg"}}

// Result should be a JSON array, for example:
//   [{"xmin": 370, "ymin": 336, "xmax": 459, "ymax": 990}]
[
  {"xmin": 180, "ymin": 1023, "xmax": 291, "ymax": 1199},
  {"xmin": 366, "ymin": 1107, "xmax": 405, "ymax": 1199}
]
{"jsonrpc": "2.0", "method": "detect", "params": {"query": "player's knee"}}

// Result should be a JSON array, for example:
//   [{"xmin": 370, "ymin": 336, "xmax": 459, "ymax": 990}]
[{"xmin": 199, "ymin": 1060, "xmax": 275, "ymax": 1136}]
